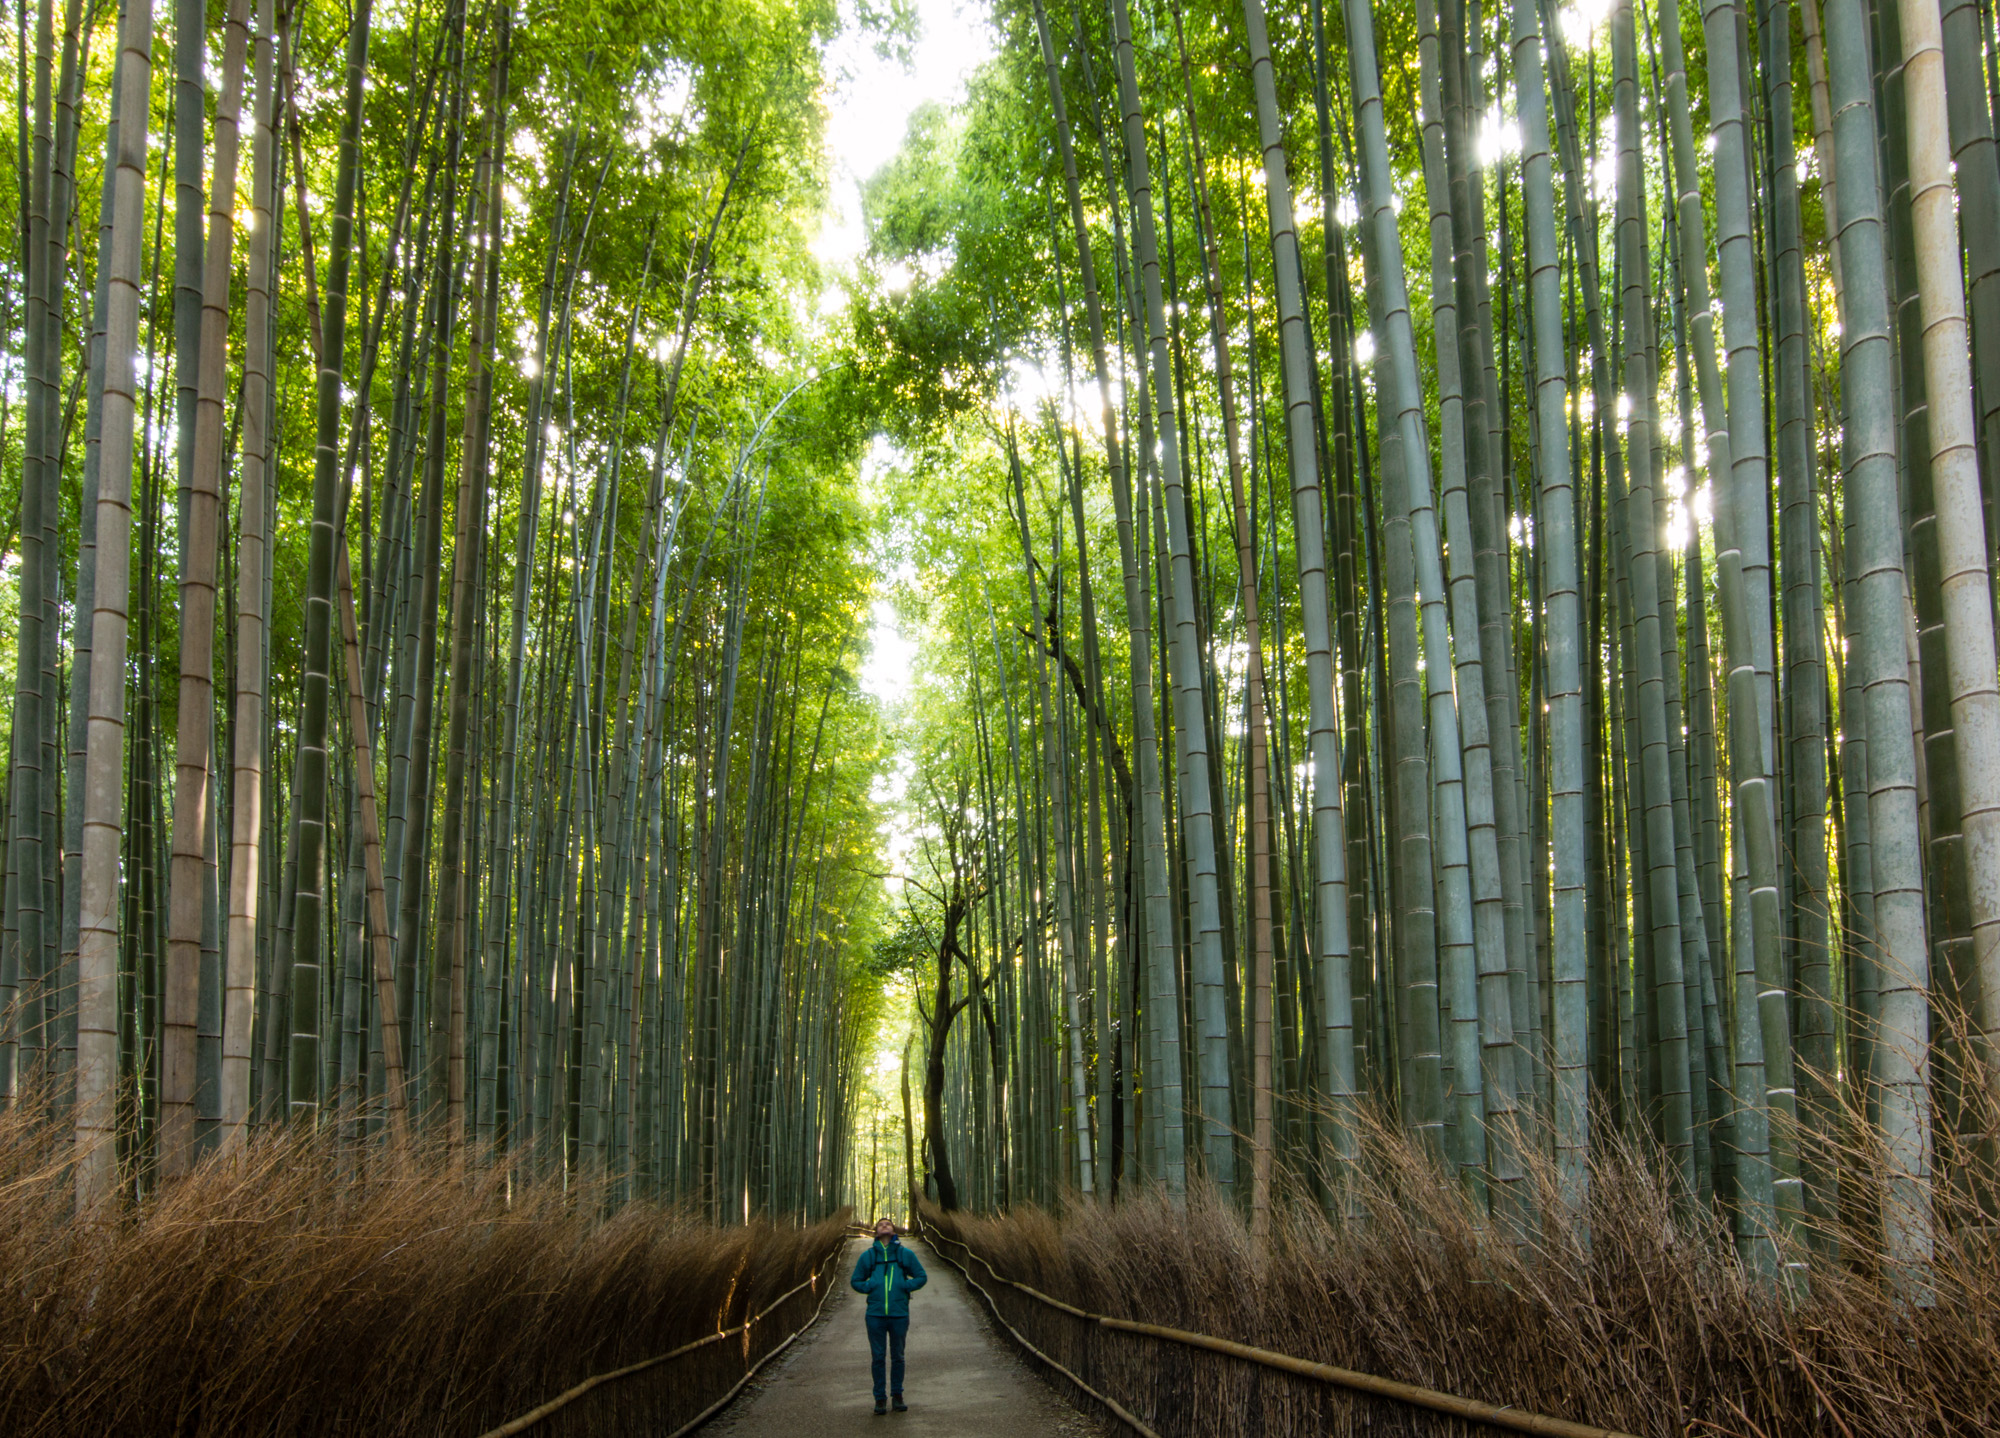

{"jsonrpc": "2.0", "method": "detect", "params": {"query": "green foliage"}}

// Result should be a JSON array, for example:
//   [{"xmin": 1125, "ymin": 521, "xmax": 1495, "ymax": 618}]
[{"xmin": 866, "ymin": 906, "xmax": 932, "ymax": 981}]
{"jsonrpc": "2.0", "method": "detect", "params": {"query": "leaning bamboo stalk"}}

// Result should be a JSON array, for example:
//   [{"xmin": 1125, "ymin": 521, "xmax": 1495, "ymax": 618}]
[
  {"xmin": 1538, "ymin": 0, "xmax": 1685, "ymax": 1179},
  {"xmin": 335, "ymin": 536, "xmax": 409, "ymax": 1133},
  {"xmin": 1233, "ymin": 0, "xmax": 1359, "ymax": 1203},
  {"xmin": 1418, "ymin": 0, "xmax": 1523, "ymax": 1202},
  {"xmin": 1438, "ymin": 1, "xmax": 1533, "ymax": 1056},
  {"xmin": 1895, "ymin": 0, "xmax": 2000, "ymax": 1160},
  {"xmin": 1800, "ymin": 0, "xmax": 1845, "ymax": 305},
  {"xmin": 1824, "ymin": 0, "xmax": 1937, "ymax": 1287},
  {"xmin": 1703, "ymin": 0, "xmax": 1804, "ymax": 1264},
  {"xmin": 161, "ymin": 0, "xmax": 250, "ymax": 1179},
  {"xmin": 1640, "ymin": 0, "xmax": 1728, "ymax": 1198},
  {"xmin": 1658, "ymin": 0, "xmax": 1783, "ymax": 1266},
  {"xmin": 1030, "ymin": 0, "xmax": 1186, "ymax": 1194},
  {"xmin": 170, "ymin": 0, "xmax": 205, "ymax": 580},
  {"xmin": 1107, "ymin": 0, "xmax": 1233, "ymax": 1192},
  {"xmin": 1696, "ymin": 0, "xmax": 1778, "ymax": 762},
  {"xmin": 1005, "ymin": 432, "xmax": 1094, "ymax": 1198},
  {"xmin": 1936, "ymin": 0, "xmax": 2000, "ymax": 559},
  {"xmin": 1307, "ymin": 6, "xmax": 1382, "ymax": 1110},
  {"xmin": 1599, "ymin": 0, "xmax": 1694, "ymax": 1194},
  {"xmin": 1353, "ymin": 0, "xmax": 1489, "ymax": 1189},
  {"xmin": 1183, "ymin": 8, "xmax": 1273, "ymax": 1232}
]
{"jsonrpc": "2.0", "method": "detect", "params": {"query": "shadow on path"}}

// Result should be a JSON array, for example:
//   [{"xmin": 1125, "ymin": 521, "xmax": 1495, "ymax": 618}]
[{"xmin": 704, "ymin": 1236, "xmax": 1111, "ymax": 1437}]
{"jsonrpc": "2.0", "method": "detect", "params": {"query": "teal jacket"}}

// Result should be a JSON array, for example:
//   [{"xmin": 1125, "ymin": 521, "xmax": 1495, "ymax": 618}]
[{"xmin": 850, "ymin": 1237, "xmax": 928, "ymax": 1318}]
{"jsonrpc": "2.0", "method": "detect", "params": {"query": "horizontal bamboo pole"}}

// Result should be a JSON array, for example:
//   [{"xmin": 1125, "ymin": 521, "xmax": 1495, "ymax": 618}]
[
  {"xmin": 917, "ymin": 1226, "xmax": 1163, "ymax": 1437},
  {"xmin": 475, "ymin": 1240, "xmax": 845, "ymax": 1438},
  {"xmin": 660, "ymin": 1259, "xmax": 846, "ymax": 1438},
  {"xmin": 921, "ymin": 1224, "xmax": 1642, "ymax": 1438}
]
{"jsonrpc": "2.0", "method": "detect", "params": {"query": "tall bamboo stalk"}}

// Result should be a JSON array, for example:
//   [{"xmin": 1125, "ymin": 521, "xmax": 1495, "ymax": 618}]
[
  {"xmin": 162, "ymin": 0, "xmax": 250, "ymax": 1178},
  {"xmin": 1896, "ymin": 0, "xmax": 2000, "ymax": 1154},
  {"xmin": 1108, "ymin": 0, "xmax": 1233, "ymax": 1189},
  {"xmin": 1236, "ymin": 0, "xmax": 1358, "ymax": 1213},
  {"xmin": 76, "ymin": 0, "xmax": 158, "ymax": 1209},
  {"xmin": 1826, "ymin": 0, "xmax": 1937, "ymax": 1286},
  {"xmin": 1508, "ymin": 0, "xmax": 1588, "ymax": 1217}
]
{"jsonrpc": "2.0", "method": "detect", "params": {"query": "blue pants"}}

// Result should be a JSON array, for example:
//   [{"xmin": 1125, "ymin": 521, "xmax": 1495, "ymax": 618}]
[{"xmin": 865, "ymin": 1314, "xmax": 908, "ymax": 1401}]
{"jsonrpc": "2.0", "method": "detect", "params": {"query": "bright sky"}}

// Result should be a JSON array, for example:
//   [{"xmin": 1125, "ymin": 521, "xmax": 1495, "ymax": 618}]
[
  {"xmin": 821, "ymin": 0, "xmax": 993, "ymax": 717},
  {"xmin": 853, "ymin": 439, "xmax": 917, "ymax": 707},
  {"xmin": 816, "ymin": 0, "xmax": 996, "ymax": 270}
]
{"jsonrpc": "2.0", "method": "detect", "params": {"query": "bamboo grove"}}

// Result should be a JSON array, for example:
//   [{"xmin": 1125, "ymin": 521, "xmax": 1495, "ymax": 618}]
[
  {"xmin": 0, "ymin": 0, "xmax": 895, "ymax": 1221},
  {"xmin": 860, "ymin": 0, "xmax": 2000, "ymax": 1288},
  {"xmin": 9, "ymin": 0, "xmax": 2000, "ymax": 1313}
]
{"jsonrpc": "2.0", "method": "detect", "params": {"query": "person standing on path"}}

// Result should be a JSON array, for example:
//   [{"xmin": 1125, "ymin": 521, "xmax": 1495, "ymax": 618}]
[{"xmin": 850, "ymin": 1216, "xmax": 928, "ymax": 1414}]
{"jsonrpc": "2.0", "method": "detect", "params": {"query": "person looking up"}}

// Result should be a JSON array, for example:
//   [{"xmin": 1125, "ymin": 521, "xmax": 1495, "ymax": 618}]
[{"xmin": 849, "ymin": 1216, "xmax": 927, "ymax": 1414}]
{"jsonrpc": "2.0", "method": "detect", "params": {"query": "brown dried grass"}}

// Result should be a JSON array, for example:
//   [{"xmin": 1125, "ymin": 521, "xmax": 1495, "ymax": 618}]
[
  {"xmin": 928, "ymin": 1105, "xmax": 2000, "ymax": 1438},
  {"xmin": 0, "ymin": 1111, "xmax": 847, "ymax": 1437}
]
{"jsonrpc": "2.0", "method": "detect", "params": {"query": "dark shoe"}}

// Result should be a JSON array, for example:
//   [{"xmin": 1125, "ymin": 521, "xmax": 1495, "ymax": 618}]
[
  {"xmin": 892, "ymin": 1396, "xmax": 907, "ymax": 1412},
  {"xmin": 874, "ymin": 1399, "xmax": 888, "ymax": 1415}
]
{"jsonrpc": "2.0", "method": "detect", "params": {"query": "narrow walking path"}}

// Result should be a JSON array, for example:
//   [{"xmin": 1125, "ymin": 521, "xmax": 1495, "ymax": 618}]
[{"xmin": 705, "ymin": 1237, "xmax": 1110, "ymax": 1437}]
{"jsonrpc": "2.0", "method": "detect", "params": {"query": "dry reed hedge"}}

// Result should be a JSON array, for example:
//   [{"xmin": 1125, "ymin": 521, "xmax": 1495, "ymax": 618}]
[
  {"xmin": 928, "ymin": 1112, "xmax": 2000, "ymax": 1438},
  {"xmin": 0, "ymin": 1113, "xmax": 847, "ymax": 1437}
]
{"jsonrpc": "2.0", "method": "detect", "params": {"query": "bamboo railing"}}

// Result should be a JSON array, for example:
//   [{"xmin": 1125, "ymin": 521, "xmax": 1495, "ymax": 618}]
[
  {"xmin": 474, "ymin": 1235, "xmax": 848, "ymax": 1438},
  {"xmin": 917, "ymin": 1221, "xmax": 1640, "ymax": 1438}
]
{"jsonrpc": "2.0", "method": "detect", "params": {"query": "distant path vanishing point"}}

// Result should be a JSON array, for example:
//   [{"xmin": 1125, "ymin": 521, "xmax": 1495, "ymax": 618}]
[{"xmin": 704, "ymin": 1236, "xmax": 1111, "ymax": 1437}]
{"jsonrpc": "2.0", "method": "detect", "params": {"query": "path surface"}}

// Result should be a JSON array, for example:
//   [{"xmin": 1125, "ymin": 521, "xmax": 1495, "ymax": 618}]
[{"xmin": 705, "ymin": 1237, "xmax": 1110, "ymax": 1437}]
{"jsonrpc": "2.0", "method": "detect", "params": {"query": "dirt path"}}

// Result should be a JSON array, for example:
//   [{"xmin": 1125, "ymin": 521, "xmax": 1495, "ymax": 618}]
[{"xmin": 704, "ymin": 1237, "xmax": 1110, "ymax": 1437}]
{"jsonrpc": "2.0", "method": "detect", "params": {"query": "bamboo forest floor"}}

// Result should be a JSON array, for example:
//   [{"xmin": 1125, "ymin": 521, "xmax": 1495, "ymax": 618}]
[{"xmin": 705, "ymin": 1238, "xmax": 1112, "ymax": 1438}]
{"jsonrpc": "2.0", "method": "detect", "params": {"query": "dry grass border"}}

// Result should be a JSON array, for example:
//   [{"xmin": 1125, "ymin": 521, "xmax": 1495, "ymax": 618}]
[
  {"xmin": 927, "ymin": 1109, "xmax": 2000, "ymax": 1437},
  {"xmin": 0, "ymin": 1112, "xmax": 847, "ymax": 1436}
]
